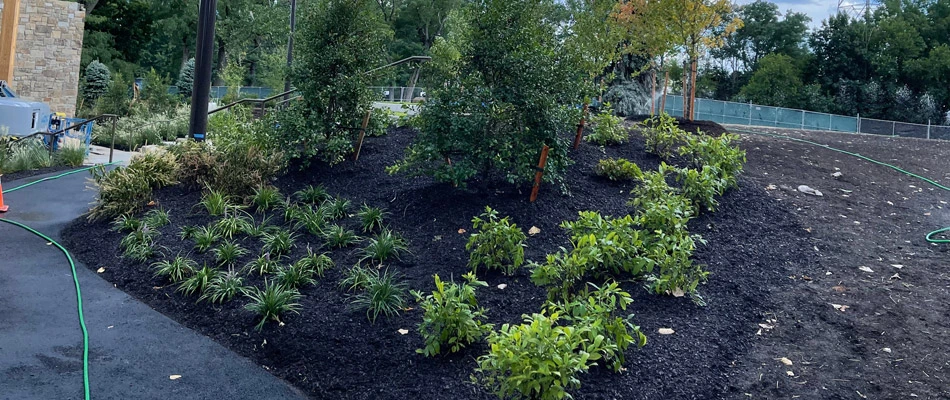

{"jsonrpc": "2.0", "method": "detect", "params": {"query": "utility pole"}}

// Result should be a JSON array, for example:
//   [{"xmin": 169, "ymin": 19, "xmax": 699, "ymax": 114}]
[
  {"xmin": 284, "ymin": 0, "xmax": 297, "ymax": 98},
  {"xmin": 189, "ymin": 0, "xmax": 218, "ymax": 142}
]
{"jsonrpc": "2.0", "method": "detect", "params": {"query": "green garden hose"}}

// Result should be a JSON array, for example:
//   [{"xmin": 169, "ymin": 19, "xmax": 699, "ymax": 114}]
[
  {"xmin": 1, "ymin": 162, "xmax": 121, "ymax": 400},
  {"xmin": 730, "ymin": 128, "xmax": 950, "ymax": 244}
]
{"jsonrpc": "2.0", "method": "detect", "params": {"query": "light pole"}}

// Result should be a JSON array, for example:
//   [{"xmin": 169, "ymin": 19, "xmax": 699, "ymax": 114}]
[
  {"xmin": 189, "ymin": 0, "xmax": 218, "ymax": 141},
  {"xmin": 284, "ymin": 0, "xmax": 297, "ymax": 98}
]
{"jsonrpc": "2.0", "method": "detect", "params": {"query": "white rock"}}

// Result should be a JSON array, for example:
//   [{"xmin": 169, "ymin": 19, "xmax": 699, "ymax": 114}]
[{"xmin": 797, "ymin": 185, "xmax": 823, "ymax": 196}]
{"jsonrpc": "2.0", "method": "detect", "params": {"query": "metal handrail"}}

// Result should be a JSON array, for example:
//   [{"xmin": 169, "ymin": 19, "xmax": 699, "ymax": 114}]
[
  {"xmin": 208, "ymin": 89, "xmax": 298, "ymax": 116},
  {"xmin": 16, "ymin": 114, "xmax": 117, "ymax": 145}
]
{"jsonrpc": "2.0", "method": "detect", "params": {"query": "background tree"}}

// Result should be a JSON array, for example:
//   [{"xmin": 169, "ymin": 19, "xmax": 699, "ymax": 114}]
[
  {"xmin": 81, "ymin": 60, "xmax": 112, "ymax": 107},
  {"xmin": 737, "ymin": 53, "xmax": 802, "ymax": 107},
  {"xmin": 177, "ymin": 58, "xmax": 195, "ymax": 98}
]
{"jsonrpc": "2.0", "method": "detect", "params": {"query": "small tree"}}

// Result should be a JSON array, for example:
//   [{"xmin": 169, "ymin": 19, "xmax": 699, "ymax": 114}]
[
  {"xmin": 282, "ymin": 0, "xmax": 393, "ymax": 165},
  {"xmin": 177, "ymin": 58, "xmax": 195, "ymax": 98},
  {"xmin": 660, "ymin": 0, "xmax": 742, "ymax": 120},
  {"xmin": 140, "ymin": 68, "xmax": 178, "ymax": 114},
  {"xmin": 82, "ymin": 60, "xmax": 111, "ymax": 105},
  {"xmin": 97, "ymin": 73, "xmax": 131, "ymax": 116},
  {"xmin": 390, "ymin": 0, "xmax": 581, "ymax": 188}
]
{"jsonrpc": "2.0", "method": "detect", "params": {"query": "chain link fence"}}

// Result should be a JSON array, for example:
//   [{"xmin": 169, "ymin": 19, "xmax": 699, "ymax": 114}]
[{"xmin": 661, "ymin": 94, "xmax": 950, "ymax": 141}]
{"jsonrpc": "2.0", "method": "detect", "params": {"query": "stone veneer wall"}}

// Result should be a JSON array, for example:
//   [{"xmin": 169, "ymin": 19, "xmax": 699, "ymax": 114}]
[{"xmin": 0, "ymin": 0, "xmax": 85, "ymax": 117}]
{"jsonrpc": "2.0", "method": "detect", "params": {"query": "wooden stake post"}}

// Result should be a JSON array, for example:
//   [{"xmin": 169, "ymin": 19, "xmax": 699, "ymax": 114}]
[
  {"xmin": 573, "ymin": 103, "xmax": 589, "ymax": 149},
  {"xmin": 0, "ymin": 0, "xmax": 22, "ymax": 84},
  {"xmin": 529, "ymin": 145, "xmax": 550, "ymax": 203},
  {"xmin": 352, "ymin": 110, "xmax": 372, "ymax": 161},
  {"xmin": 660, "ymin": 71, "xmax": 669, "ymax": 113}
]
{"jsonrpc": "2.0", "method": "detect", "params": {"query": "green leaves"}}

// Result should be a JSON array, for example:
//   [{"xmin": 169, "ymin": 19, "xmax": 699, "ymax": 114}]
[
  {"xmin": 391, "ymin": 0, "xmax": 580, "ymax": 188},
  {"xmin": 244, "ymin": 280, "xmax": 302, "ymax": 330},
  {"xmin": 640, "ymin": 113, "xmax": 686, "ymax": 160},
  {"xmin": 585, "ymin": 106, "xmax": 629, "ymax": 146},
  {"xmin": 594, "ymin": 158, "xmax": 643, "ymax": 181},
  {"xmin": 413, "ymin": 273, "xmax": 492, "ymax": 357},
  {"xmin": 466, "ymin": 206, "xmax": 527, "ymax": 275}
]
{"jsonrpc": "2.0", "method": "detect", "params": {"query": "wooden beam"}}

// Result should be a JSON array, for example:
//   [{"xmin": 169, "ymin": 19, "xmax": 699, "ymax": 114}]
[{"xmin": 0, "ymin": 0, "xmax": 21, "ymax": 84}]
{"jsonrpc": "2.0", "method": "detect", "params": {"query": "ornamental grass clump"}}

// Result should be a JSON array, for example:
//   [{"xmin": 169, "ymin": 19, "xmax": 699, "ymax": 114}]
[{"xmin": 244, "ymin": 279, "xmax": 302, "ymax": 330}]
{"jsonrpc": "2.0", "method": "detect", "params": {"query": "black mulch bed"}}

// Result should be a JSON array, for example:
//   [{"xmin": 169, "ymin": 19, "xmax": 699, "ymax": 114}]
[
  {"xmin": 63, "ymin": 122, "xmax": 817, "ymax": 399},
  {"xmin": 3, "ymin": 165, "xmax": 74, "ymax": 183}
]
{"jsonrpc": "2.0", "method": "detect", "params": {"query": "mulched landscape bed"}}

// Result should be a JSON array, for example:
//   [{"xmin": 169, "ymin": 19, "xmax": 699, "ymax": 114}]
[
  {"xmin": 63, "ymin": 122, "xmax": 819, "ymax": 399},
  {"xmin": 3, "ymin": 165, "xmax": 74, "ymax": 183}
]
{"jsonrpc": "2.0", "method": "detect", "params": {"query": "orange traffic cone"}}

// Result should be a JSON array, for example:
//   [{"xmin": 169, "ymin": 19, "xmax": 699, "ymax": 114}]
[{"xmin": 0, "ymin": 175, "xmax": 8, "ymax": 213}]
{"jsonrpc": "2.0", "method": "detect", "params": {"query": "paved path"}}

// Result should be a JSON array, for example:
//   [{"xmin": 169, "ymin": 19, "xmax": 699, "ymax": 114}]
[{"xmin": 0, "ymin": 170, "xmax": 306, "ymax": 400}]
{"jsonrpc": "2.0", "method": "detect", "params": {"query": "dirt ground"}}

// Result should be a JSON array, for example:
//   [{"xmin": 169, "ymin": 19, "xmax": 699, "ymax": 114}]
[
  {"xmin": 723, "ymin": 126, "xmax": 950, "ymax": 399},
  {"xmin": 62, "ymin": 122, "xmax": 949, "ymax": 399}
]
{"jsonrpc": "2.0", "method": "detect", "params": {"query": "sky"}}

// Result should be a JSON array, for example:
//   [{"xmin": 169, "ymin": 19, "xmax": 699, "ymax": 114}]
[{"xmin": 734, "ymin": 0, "xmax": 842, "ymax": 29}]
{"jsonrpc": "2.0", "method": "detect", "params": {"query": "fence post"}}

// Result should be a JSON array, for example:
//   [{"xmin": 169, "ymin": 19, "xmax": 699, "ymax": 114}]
[
  {"xmin": 892, "ymin": 121, "xmax": 896, "ymax": 137},
  {"xmin": 928, "ymin": 119, "xmax": 931, "ymax": 140},
  {"xmin": 529, "ymin": 145, "xmax": 550, "ymax": 203},
  {"xmin": 828, "ymin": 114, "xmax": 832, "ymax": 132},
  {"xmin": 857, "ymin": 113, "xmax": 861, "ymax": 133},
  {"xmin": 748, "ymin": 102, "xmax": 752, "ymax": 126},
  {"xmin": 801, "ymin": 111, "xmax": 805, "ymax": 129}
]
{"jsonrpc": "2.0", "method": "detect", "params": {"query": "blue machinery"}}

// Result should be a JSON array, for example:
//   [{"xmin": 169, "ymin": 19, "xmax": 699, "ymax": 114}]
[{"xmin": 0, "ymin": 80, "xmax": 94, "ymax": 152}]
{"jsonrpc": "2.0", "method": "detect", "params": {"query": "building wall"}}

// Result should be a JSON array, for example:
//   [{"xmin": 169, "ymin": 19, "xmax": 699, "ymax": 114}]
[{"xmin": 0, "ymin": 0, "xmax": 85, "ymax": 117}]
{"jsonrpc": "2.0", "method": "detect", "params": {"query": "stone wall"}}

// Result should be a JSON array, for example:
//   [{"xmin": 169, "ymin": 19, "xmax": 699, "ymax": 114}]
[{"xmin": 0, "ymin": 0, "xmax": 85, "ymax": 117}]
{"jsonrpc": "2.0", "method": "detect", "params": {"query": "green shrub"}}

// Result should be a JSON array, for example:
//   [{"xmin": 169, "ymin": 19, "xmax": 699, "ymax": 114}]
[
  {"xmin": 152, "ymin": 255, "xmax": 197, "ymax": 283},
  {"xmin": 679, "ymin": 133, "xmax": 746, "ymax": 189},
  {"xmin": 585, "ymin": 107, "xmax": 627, "ymax": 146},
  {"xmin": 111, "ymin": 215, "xmax": 141, "ymax": 232},
  {"xmin": 350, "ymin": 268, "xmax": 407, "ymax": 323},
  {"xmin": 142, "ymin": 208, "xmax": 170, "ymax": 228},
  {"xmin": 54, "ymin": 144, "xmax": 86, "ymax": 167},
  {"xmin": 0, "ymin": 137, "xmax": 51, "ymax": 173},
  {"xmin": 466, "ymin": 207, "xmax": 526, "ymax": 275},
  {"xmin": 213, "ymin": 213, "xmax": 253, "ymax": 239},
  {"xmin": 640, "ymin": 113, "xmax": 685, "ymax": 160},
  {"xmin": 252, "ymin": 186, "xmax": 283, "ymax": 211},
  {"xmin": 358, "ymin": 228, "xmax": 408, "ymax": 265},
  {"xmin": 120, "ymin": 226, "xmax": 159, "ymax": 262},
  {"xmin": 198, "ymin": 189, "xmax": 231, "ymax": 216},
  {"xmin": 412, "ymin": 273, "xmax": 492, "ymax": 357},
  {"xmin": 674, "ymin": 165, "xmax": 727, "ymax": 212},
  {"xmin": 177, "ymin": 264, "xmax": 219, "ymax": 296},
  {"xmin": 340, "ymin": 265, "xmax": 375, "ymax": 292},
  {"xmin": 294, "ymin": 248, "xmax": 334, "ymax": 277},
  {"xmin": 244, "ymin": 280, "xmax": 302, "ymax": 330},
  {"xmin": 168, "ymin": 140, "xmax": 217, "ymax": 189},
  {"xmin": 212, "ymin": 240, "xmax": 248, "ymax": 267},
  {"xmin": 294, "ymin": 185, "xmax": 331, "ymax": 204},
  {"xmin": 177, "ymin": 58, "xmax": 195, "ymax": 98},
  {"xmin": 594, "ymin": 158, "xmax": 643, "ymax": 181},
  {"xmin": 356, "ymin": 204, "xmax": 388, "ymax": 233},
  {"xmin": 323, "ymin": 224, "xmax": 358, "ymax": 248},
  {"xmin": 325, "ymin": 196, "xmax": 351, "ymax": 220},
  {"xmin": 545, "ymin": 282, "xmax": 647, "ymax": 371},
  {"xmin": 290, "ymin": 205, "xmax": 328, "ymax": 235},
  {"xmin": 88, "ymin": 150, "xmax": 178, "ymax": 220},
  {"xmin": 277, "ymin": 262, "xmax": 318, "ymax": 289},
  {"xmin": 262, "ymin": 229, "xmax": 297, "ymax": 256},
  {"xmin": 200, "ymin": 270, "xmax": 249, "ymax": 303},
  {"xmin": 210, "ymin": 141, "xmax": 285, "ymax": 197},
  {"xmin": 366, "ymin": 108, "xmax": 395, "ymax": 137},
  {"xmin": 243, "ymin": 253, "xmax": 283, "ymax": 275},
  {"xmin": 192, "ymin": 226, "xmax": 221, "ymax": 253},
  {"xmin": 474, "ymin": 312, "xmax": 593, "ymax": 400},
  {"xmin": 530, "ymin": 212, "xmax": 647, "ymax": 300},
  {"xmin": 178, "ymin": 225, "xmax": 198, "ymax": 240},
  {"xmin": 629, "ymin": 168, "xmax": 695, "ymax": 234}
]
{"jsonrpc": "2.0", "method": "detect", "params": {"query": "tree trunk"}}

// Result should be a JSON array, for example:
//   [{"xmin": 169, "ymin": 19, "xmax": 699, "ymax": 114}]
[
  {"xmin": 181, "ymin": 37, "xmax": 191, "ymax": 72},
  {"xmin": 213, "ymin": 38, "xmax": 227, "ymax": 87}
]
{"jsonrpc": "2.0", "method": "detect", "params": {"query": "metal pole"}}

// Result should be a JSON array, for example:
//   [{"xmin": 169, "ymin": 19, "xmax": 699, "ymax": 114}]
[
  {"xmin": 748, "ymin": 102, "xmax": 752, "ymax": 126},
  {"xmin": 284, "ymin": 0, "xmax": 297, "ymax": 99},
  {"xmin": 857, "ymin": 113, "xmax": 861, "ymax": 133},
  {"xmin": 109, "ymin": 117, "xmax": 116, "ymax": 163},
  {"xmin": 927, "ymin": 119, "xmax": 931, "ymax": 140},
  {"xmin": 188, "ymin": 0, "xmax": 218, "ymax": 142},
  {"xmin": 801, "ymin": 111, "xmax": 804, "ymax": 129},
  {"xmin": 892, "ymin": 121, "xmax": 896, "ymax": 137}
]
